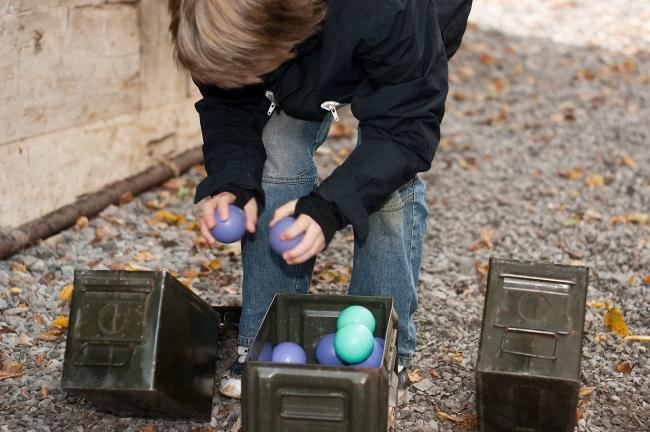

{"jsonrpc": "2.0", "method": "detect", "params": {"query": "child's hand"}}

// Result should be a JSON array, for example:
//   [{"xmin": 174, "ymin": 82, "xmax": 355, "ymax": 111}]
[
  {"xmin": 269, "ymin": 200, "xmax": 326, "ymax": 264},
  {"xmin": 200, "ymin": 192, "xmax": 258, "ymax": 245}
]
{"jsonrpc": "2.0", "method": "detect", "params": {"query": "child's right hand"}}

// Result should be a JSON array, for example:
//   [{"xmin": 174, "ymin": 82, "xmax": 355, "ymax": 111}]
[{"xmin": 200, "ymin": 192, "xmax": 258, "ymax": 245}]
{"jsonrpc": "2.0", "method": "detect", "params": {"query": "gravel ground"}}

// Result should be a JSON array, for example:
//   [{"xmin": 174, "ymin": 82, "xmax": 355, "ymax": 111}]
[{"xmin": 1, "ymin": 2, "xmax": 649, "ymax": 431}]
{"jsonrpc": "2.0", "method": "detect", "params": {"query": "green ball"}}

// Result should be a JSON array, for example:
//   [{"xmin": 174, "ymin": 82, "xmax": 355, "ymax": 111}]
[
  {"xmin": 337, "ymin": 305, "xmax": 376, "ymax": 333},
  {"xmin": 334, "ymin": 323, "xmax": 374, "ymax": 364}
]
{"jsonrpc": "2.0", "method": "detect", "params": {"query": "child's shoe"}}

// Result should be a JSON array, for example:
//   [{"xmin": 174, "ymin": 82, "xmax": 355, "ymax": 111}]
[{"xmin": 219, "ymin": 346, "xmax": 248, "ymax": 399}]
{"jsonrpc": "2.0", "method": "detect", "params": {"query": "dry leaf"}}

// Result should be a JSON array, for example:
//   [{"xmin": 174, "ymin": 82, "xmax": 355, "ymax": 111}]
[
  {"xmin": 558, "ymin": 167, "xmax": 584, "ymax": 180},
  {"xmin": 577, "ymin": 69, "xmax": 595, "ymax": 80},
  {"xmin": 585, "ymin": 174, "xmax": 605, "ymax": 187},
  {"xmin": 59, "ymin": 284, "xmax": 74, "ymax": 302},
  {"xmin": 155, "ymin": 210, "xmax": 183, "ymax": 225},
  {"xmin": 604, "ymin": 307, "xmax": 629, "ymax": 337},
  {"xmin": 587, "ymin": 300, "xmax": 610, "ymax": 309},
  {"xmin": 9, "ymin": 287, "xmax": 22, "ymax": 295},
  {"xmin": 134, "ymin": 251, "xmax": 156, "ymax": 262},
  {"xmin": 594, "ymin": 333, "xmax": 608, "ymax": 344},
  {"xmin": 643, "ymin": 275, "xmax": 650, "ymax": 285},
  {"xmin": 39, "ymin": 384, "xmax": 49, "ymax": 399},
  {"xmin": 436, "ymin": 411, "xmax": 462, "ymax": 423},
  {"xmin": 33, "ymin": 314, "xmax": 46, "ymax": 327},
  {"xmin": 0, "ymin": 359, "xmax": 26, "ymax": 381},
  {"xmin": 582, "ymin": 209, "xmax": 603, "ymax": 221},
  {"xmin": 478, "ymin": 52, "xmax": 495, "ymax": 65},
  {"xmin": 0, "ymin": 327, "xmax": 17, "ymax": 335},
  {"xmin": 75, "ymin": 216, "xmax": 89, "ymax": 229},
  {"xmin": 52, "ymin": 316, "xmax": 69, "ymax": 329},
  {"xmin": 16, "ymin": 334, "xmax": 33, "ymax": 346},
  {"xmin": 125, "ymin": 263, "xmax": 149, "ymax": 272},
  {"xmin": 451, "ymin": 90, "xmax": 472, "ymax": 101},
  {"xmin": 36, "ymin": 328, "xmax": 66, "ymax": 342},
  {"xmin": 408, "ymin": 368, "xmax": 425, "ymax": 383},
  {"xmin": 458, "ymin": 156, "xmax": 478, "ymax": 170},
  {"xmin": 610, "ymin": 213, "xmax": 648, "ymax": 225},
  {"xmin": 205, "ymin": 259, "xmax": 222, "ymax": 271},
  {"xmin": 489, "ymin": 77, "xmax": 507, "ymax": 95},
  {"xmin": 141, "ymin": 425, "xmax": 157, "ymax": 432},
  {"xmin": 447, "ymin": 352, "xmax": 464, "ymax": 362},
  {"xmin": 579, "ymin": 386, "xmax": 596, "ymax": 397},
  {"xmin": 119, "ymin": 192, "xmax": 134, "ymax": 205},
  {"xmin": 614, "ymin": 360, "xmax": 634, "ymax": 373},
  {"xmin": 11, "ymin": 262, "xmax": 27, "ymax": 273},
  {"xmin": 35, "ymin": 352, "xmax": 46, "ymax": 368},
  {"xmin": 622, "ymin": 155, "xmax": 636, "ymax": 168},
  {"xmin": 628, "ymin": 275, "xmax": 638, "ymax": 285},
  {"xmin": 428, "ymin": 368, "xmax": 441, "ymax": 380}
]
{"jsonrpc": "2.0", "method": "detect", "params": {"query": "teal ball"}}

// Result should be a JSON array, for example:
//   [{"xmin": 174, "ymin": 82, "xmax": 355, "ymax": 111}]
[
  {"xmin": 334, "ymin": 323, "xmax": 374, "ymax": 364},
  {"xmin": 337, "ymin": 305, "xmax": 376, "ymax": 333}
]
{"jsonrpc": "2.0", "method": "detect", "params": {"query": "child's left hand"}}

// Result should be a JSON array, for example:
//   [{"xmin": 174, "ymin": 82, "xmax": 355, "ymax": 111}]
[{"xmin": 269, "ymin": 200, "xmax": 326, "ymax": 265}]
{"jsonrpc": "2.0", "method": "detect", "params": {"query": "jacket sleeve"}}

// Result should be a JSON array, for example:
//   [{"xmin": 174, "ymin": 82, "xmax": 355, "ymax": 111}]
[
  {"xmin": 193, "ymin": 83, "xmax": 270, "ymax": 207},
  {"xmin": 315, "ymin": 0, "xmax": 449, "ymax": 241}
]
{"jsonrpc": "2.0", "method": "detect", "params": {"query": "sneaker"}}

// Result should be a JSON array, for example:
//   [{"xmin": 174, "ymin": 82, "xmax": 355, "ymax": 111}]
[
  {"xmin": 219, "ymin": 346, "xmax": 248, "ymax": 399},
  {"xmin": 397, "ymin": 365, "xmax": 411, "ymax": 406}
]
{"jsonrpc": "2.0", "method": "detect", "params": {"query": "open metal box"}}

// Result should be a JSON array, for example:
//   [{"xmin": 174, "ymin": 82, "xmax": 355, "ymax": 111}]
[{"xmin": 242, "ymin": 294, "xmax": 399, "ymax": 432}]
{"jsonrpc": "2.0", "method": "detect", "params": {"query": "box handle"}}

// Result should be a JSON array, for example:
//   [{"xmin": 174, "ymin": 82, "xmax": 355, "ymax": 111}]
[
  {"xmin": 72, "ymin": 342, "xmax": 134, "ymax": 367},
  {"xmin": 385, "ymin": 327, "xmax": 398, "ymax": 373},
  {"xmin": 500, "ymin": 327, "xmax": 558, "ymax": 360}
]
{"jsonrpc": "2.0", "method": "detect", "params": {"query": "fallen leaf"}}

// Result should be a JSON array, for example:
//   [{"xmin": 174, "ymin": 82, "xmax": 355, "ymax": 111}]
[
  {"xmin": 478, "ymin": 52, "xmax": 495, "ymax": 65},
  {"xmin": 489, "ymin": 77, "xmax": 507, "ymax": 95},
  {"xmin": 317, "ymin": 269, "xmax": 350, "ymax": 285},
  {"xmin": 558, "ymin": 167, "xmax": 584, "ymax": 180},
  {"xmin": 577, "ymin": 69, "xmax": 595, "ymax": 80},
  {"xmin": 0, "ymin": 327, "xmax": 17, "ymax": 335},
  {"xmin": 626, "ymin": 213, "xmax": 648, "ymax": 224},
  {"xmin": 436, "ymin": 411, "xmax": 462, "ymax": 423},
  {"xmin": 75, "ymin": 216, "xmax": 89, "ymax": 229},
  {"xmin": 16, "ymin": 334, "xmax": 33, "ymax": 346},
  {"xmin": 447, "ymin": 352, "xmax": 464, "ymax": 362},
  {"xmin": 594, "ymin": 333, "xmax": 607, "ymax": 344},
  {"xmin": 428, "ymin": 368, "xmax": 441, "ymax": 380},
  {"xmin": 39, "ymin": 384, "xmax": 48, "ymax": 398},
  {"xmin": 162, "ymin": 178, "xmax": 183, "ymax": 191},
  {"xmin": 585, "ymin": 174, "xmax": 605, "ymax": 187},
  {"xmin": 0, "ymin": 359, "xmax": 26, "ymax": 381},
  {"xmin": 119, "ymin": 191, "xmax": 134, "ymax": 205},
  {"xmin": 579, "ymin": 386, "xmax": 596, "ymax": 397},
  {"xmin": 460, "ymin": 66, "xmax": 475, "ymax": 79},
  {"xmin": 52, "ymin": 316, "xmax": 69, "ymax": 329},
  {"xmin": 36, "ymin": 327, "xmax": 66, "ymax": 342},
  {"xmin": 628, "ymin": 275, "xmax": 638, "ymax": 285},
  {"xmin": 141, "ymin": 425, "xmax": 157, "ymax": 432},
  {"xmin": 134, "ymin": 251, "xmax": 156, "ymax": 262},
  {"xmin": 587, "ymin": 300, "xmax": 610, "ymax": 309},
  {"xmin": 622, "ymin": 155, "xmax": 636, "ymax": 168},
  {"xmin": 644, "ymin": 275, "xmax": 650, "ymax": 285},
  {"xmin": 205, "ymin": 259, "xmax": 221, "ymax": 271},
  {"xmin": 11, "ymin": 262, "xmax": 27, "ymax": 273},
  {"xmin": 182, "ymin": 269, "xmax": 201, "ymax": 279},
  {"xmin": 33, "ymin": 314, "xmax": 46, "ymax": 327},
  {"xmin": 458, "ymin": 156, "xmax": 478, "ymax": 170},
  {"xmin": 408, "ymin": 368, "xmax": 425, "ymax": 383},
  {"xmin": 125, "ymin": 263, "xmax": 149, "ymax": 272},
  {"xmin": 604, "ymin": 306, "xmax": 629, "ymax": 337},
  {"xmin": 614, "ymin": 360, "xmax": 634, "ymax": 373},
  {"xmin": 155, "ymin": 210, "xmax": 183, "ymax": 225},
  {"xmin": 451, "ymin": 90, "xmax": 472, "ymax": 101},
  {"xmin": 35, "ymin": 353, "xmax": 46, "ymax": 368},
  {"xmin": 582, "ymin": 209, "xmax": 603, "ymax": 221},
  {"xmin": 9, "ymin": 287, "xmax": 22, "ymax": 295},
  {"xmin": 59, "ymin": 284, "xmax": 74, "ymax": 302}
]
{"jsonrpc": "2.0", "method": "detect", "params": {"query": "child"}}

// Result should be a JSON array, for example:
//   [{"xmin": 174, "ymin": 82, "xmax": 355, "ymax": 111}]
[{"xmin": 169, "ymin": 0, "xmax": 471, "ymax": 401}]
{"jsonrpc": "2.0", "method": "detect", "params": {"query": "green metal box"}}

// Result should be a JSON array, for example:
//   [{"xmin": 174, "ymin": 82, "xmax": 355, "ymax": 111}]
[
  {"xmin": 242, "ymin": 294, "xmax": 399, "ymax": 432},
  {"xmin": 61, "ymin": 270, "xmax": 219, "ymax": 420},
  {"xmin": 476, "ymin": 258, "xmax": 589, "ymax": 432}
]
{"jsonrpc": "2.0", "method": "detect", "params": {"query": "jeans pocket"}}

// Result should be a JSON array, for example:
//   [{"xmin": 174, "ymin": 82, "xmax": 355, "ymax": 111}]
[{"xmin": 376, "ymin": 178, "xmax": 416, "ymax": 213}]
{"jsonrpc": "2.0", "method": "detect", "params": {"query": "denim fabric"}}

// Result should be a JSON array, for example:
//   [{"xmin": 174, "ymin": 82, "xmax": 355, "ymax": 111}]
[{"xmin": 238, "ymin": 110, "xmax": 428, "ymax": 366}]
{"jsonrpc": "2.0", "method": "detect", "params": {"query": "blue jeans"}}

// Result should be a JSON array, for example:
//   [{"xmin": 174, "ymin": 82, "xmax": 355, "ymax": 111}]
[{"xmin": 239, "ymin": 111, "xmax": 428, "ymax": 367}]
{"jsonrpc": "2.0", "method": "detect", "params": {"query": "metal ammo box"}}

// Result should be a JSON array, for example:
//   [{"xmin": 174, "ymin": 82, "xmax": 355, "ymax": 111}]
[
  {"xmin": 476, "ymin": 258, "xmax": 589, "ymax": 432},
  {"xmin": 243, "ymin": 294, "xmax": 399, "ymax": 432},
  {"xmin": 61, "ymin": 270, "xmax": 219, "ymax": 420}
]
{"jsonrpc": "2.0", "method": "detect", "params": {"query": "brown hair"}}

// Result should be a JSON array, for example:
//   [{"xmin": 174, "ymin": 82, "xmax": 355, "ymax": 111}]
[{"xmin": 169, "ymin": 0, "xmax": 327, "ymax": 89}]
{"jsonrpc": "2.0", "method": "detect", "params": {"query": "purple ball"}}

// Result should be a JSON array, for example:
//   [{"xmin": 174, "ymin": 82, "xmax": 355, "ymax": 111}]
[
  {"xmin": 272, "ymin": 342, "xmax": 307, "ymax": 364},
  {"xmin": 210, "ymin": 205, "xmax": 246, "ymax": 244},
  {"xmin": 351, "ymin": 338, "xmax": 384, "ymax": 368},
  {"xmin": 269, "ymin": 217, "xmax": 304, "ymax": 254},
  {"xmin": 315, "ymin": 333, "xmax": 345, "ymax": 366},
  {"xmin": 257, "ymin": 342, "xmax": 273, "ymax": 362}
]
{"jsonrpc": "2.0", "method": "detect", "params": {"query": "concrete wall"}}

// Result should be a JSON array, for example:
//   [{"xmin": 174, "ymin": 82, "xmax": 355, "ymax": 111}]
[{"xmin": 0, "ymin": 0, "xmax": 201, "ymax": 229}]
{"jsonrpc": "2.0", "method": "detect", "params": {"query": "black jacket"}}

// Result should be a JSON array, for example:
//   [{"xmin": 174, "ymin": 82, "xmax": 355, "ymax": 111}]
[{"xmin": 194, "ymin": 0, "xmax": 472, "ymax": 241}]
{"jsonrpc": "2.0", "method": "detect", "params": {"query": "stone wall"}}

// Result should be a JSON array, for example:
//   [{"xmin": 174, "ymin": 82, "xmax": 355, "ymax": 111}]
[{"xmin": 0, "ymin": 0, "xmax": 201, "ymax": 229}]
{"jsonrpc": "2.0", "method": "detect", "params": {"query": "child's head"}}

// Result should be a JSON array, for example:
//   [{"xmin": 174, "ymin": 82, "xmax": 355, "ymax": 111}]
[{"xmin": 169, "ymin": 0, "xmax": 327, "ymax": 89}]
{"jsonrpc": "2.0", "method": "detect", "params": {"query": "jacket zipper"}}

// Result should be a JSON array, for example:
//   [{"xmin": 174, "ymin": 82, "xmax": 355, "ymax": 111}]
[
  {"xmin": 265, "ymin": 91, "xmax": 276, "ymax": 115},
  {"xmin": 320, "ymin": 101, "xmax": 342, "ymax": 121}
]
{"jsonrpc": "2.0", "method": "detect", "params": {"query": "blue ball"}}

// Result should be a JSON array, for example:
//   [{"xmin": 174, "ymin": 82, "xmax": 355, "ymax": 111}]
[
  {"xmin": 315, "ymin": 333, "xmax": 345, "ymax": 366},
  {"xmin": 351, "ymin": 338, "xmax": 384, "ymax": 368},
  {"xmin": 272, "ymin": 342, "xmax": 307, "ymax": 364},
  {"xmin": 269, "ymin": 217, "xmax": 304, "ymax": 254},
  {"xmin": 210, "ymin": 205, "xmax": 246, "ymax": 244}
]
